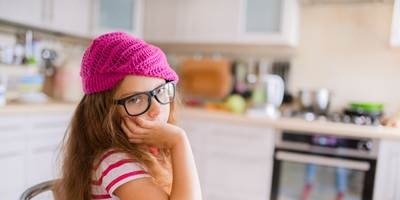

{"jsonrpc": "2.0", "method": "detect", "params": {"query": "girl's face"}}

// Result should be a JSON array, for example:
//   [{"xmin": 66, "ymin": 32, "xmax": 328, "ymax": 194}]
[{"xmin": 114, "ymin": 75, "xmax": 171, "ymax": 123}]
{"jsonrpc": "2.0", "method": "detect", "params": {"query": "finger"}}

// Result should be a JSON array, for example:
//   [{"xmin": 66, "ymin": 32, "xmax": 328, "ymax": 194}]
[
  {"xmin": 129, "ymin": 138, "xmax": 144, "ymax": 144},
  {"xmin": 135, "ymin": 117, "xmax": 157, "ymax": 129},
  {"xmin": 121, "ymin": 122, "xmax": 133, "ymax": 137},
  {"xmin": 124, "ymin": 118, "xmax": 147, "ymax": 134},
  {"xmin": 121, "ymin": 117, "xmax": 135, "ymax": 133}
]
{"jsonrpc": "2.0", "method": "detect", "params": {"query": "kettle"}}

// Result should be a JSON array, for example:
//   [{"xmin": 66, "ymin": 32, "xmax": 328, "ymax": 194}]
[
  {"xmin": 265, "ymin": 75, "xmax": 285, "ymax": 105},
  {"xmin": 248, "ymin": 74, "xmax": 285, "ymax": 118}
]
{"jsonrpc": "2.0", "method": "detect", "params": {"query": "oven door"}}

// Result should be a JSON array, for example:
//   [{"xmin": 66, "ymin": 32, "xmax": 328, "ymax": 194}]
[{"xmin": 270, "ymin": 149, "xmax": 376, "ymax": 200}]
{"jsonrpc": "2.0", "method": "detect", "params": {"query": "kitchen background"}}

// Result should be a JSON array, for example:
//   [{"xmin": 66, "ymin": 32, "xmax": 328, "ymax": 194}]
[
  {"xmin": 0, "ymin": 0, "xmax": 399, "ymax": 114},
  {"xmin": 158, "ymin": 3, "xmax": 400, "ymax": 114},
  {"xmin": 1, "ymin": 0, "xmax": 400, "ymax": 200}
]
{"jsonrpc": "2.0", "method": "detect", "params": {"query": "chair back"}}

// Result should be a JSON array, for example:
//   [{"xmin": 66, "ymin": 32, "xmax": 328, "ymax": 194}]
[{"xmin": 19, "ymin": 180, "xmax": 57, "ymax": 200}]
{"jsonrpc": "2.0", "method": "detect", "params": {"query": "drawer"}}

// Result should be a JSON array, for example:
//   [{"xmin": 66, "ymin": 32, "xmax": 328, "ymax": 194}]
[
  {"xmin": 205, "ymin": 126, "xmax": 272, "ymax": 157},
  {"xmin": 0, "ymin": 116, "xmax": 27, "ymax": 140},
  {"xmin": 203, "ymin": 155, "xmax": 269, "ymax": 197}
]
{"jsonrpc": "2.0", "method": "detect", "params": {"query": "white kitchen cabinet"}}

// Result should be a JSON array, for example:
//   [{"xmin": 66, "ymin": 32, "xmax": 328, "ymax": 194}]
[
  {"xmin": 187, "ymin": 0, "xmax": 242, "ymax": 43},
  {"xmin": 204, "ymin": 125, "xmax": 274, "ymax": 200},
  {"xmin": 144, "ymin": 0, "xmax": 299, "ymax": 46},
  {"xmin": 373, "ymin": 140, "xmax": 400, "ymax": 200},
  {"xmin": 0, "ymin": 111, "xmax": 71, "ymax": 199},
  {"xmin": 391, "ymin": 0, "xmax": 400, "ymax": 46},
  {"xmin": 25, "ymin": 113, "xmax": 70, "ymax": 187},
  {"xmin": 51, "ymin": 0, "xmax": 91, "ymax": 36},
  {"xmin": 143, "ymin": 0, "xmax": 182, "ymax": 42},
  {"xmin": 179, "ymin": 116, "xmax": 275, "ymax": 200},
  {"xmin": 0, "ymin": 0, "xmax": 45, "ymax": 27},
  {"xmin": 144, "ymin": 0, "xmax": 241, "ymax": 43},
  {"xmin": 91, "ymin": 0, "xmax": 143, "ymax": 37},
  {"xmin": 0, "ymin": 140, "xmax": 26, "ymax": 200},
  {"xmin": 178, "ymin": 118, "xmax": 209, "ymax": 193},
  {"xmin": 240, "ymin": 0, "xmax": 299, "ymax": 46},
  {"xmin": 0, "ymin": 0, "xmax": 92, "ymax": 37},
  {"xmin": 0, "ymin": 115, "xmax": 27, "ymax": 200}
]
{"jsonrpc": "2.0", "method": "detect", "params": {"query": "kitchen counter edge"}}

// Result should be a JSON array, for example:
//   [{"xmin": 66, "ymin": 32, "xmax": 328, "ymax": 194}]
[{"xmin": 1, "ymin": 103, "xmax": 399, "ymax": 140}]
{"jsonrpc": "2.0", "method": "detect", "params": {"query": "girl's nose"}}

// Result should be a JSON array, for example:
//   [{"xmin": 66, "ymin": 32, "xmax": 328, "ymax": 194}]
[{"xmin": 147, "ymin": 98, "xmax": 160, "ymax": 119}]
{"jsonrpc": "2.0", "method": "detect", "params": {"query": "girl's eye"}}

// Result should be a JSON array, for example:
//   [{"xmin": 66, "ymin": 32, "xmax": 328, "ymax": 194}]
[
  {"xmin": 156, "ymin": 87, "xmax": 166, "ymax": 95},
  {"xmin": 127, "ymin": 95, "xmax": 143, "ymax": 104}
]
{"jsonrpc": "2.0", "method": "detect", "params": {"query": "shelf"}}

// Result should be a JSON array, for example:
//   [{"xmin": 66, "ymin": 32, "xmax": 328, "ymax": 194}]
[{"xmin": 0, "ymin": 64, "xmax": 39, "ymax": 77}]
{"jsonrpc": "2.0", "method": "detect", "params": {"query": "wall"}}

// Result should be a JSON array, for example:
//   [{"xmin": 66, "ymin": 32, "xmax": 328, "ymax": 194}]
[
  {"xmin": 291, "ymin": 3, "xmax": 400, "ymax": 114},
  {"xmin": 159, "ymin": 3, "xmax": 400, "ymax": 114}
]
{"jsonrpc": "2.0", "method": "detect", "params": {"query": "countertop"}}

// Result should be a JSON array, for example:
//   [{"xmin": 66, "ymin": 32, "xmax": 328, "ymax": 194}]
[
  {"xmin": 180, "ymin": 107, "xmax": 400, "ymax": 140},
  {"xmin": 1, "ymin": 102, "xmax": 399, "ymax": 140},
  {"xmin": 0, "ymin": 101, "xmax": 76, "ymax": 114}
]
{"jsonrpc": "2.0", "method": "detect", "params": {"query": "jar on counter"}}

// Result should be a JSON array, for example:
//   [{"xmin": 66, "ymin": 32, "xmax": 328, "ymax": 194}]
[{"xmin": 53, "ymin": 57, "xmax": 83, "ymax": 102}]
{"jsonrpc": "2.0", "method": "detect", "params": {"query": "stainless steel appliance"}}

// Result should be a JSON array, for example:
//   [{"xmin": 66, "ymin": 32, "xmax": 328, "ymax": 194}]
[
  {"xmin": 271, "ymin": 131, "xmax": 378, "ymax": 200},
  {"xmin": 298, "ymin": 89, "xmax": 332, "ymax": 115}
]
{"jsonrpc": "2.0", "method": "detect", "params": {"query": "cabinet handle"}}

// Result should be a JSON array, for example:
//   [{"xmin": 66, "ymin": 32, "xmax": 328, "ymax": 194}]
[
  {"xmin": 276, "ymin": 151, "xmax": 370, "ymax": 171},
  {"xmin": 392, "ymin": 153, "xmax": 400, "ymax": 200},
  {"xmin": 33, "ymin": 145, "xmax": 59, "ymax": 154},
  {"xmin": 32, "ymin": 121, "xmax": 68, "ymax": 129},
  {"xmin": 0, "ymin": 150, "xmax": 22, "ymax": 158},
  {"xmin": 48, "ymin": 0, "xmax": 54, "ymax": 23}
]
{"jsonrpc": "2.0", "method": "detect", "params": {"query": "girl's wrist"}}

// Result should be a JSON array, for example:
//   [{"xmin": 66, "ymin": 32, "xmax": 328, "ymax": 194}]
[{"xmin": 169, "ymin": 127, "xmax": 187, "ymax": 150}]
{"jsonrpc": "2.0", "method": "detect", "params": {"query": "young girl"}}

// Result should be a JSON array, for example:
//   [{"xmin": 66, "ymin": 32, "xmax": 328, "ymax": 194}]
[{"xmin": 56, "ymin": 32, "xmax": 202, "ymax": 200}]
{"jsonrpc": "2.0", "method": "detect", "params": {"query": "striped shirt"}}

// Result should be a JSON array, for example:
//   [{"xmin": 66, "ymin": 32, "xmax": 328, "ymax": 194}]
[{"xmin": 91, "ymin": 149, "xmax": 151, "ymax": 199}]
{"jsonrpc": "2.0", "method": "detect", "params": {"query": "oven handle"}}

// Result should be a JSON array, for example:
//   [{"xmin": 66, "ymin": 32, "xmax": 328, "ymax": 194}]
[{"xmin": 276, "ymin": 151, "xmax": 370, "ymax": 171}]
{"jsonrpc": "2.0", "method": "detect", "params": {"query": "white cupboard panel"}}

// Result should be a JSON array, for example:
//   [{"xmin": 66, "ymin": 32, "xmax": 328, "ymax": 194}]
[
  {"xmin": 52, "ymin": 0, "xmax": 91, "ymax": 36},
  {"xmin": 391, "ymin": 0, "xmax": 400, "ymax": 46},
  {"xmin": 374, "ymin": 140, "xmax": 400, "ymax": 200},
  {"xmin": 92, "ymin": 0, "xmax": 143, "ymax": 37},
  {"xmin": 0, "ymin": 141, "xmax": 25, "ymax": 200},
  {"xmin": 0, "ymin": 0, "xmax": 44, "ymax": 26},
  {"xmin": 26, "ymin": 136, "xmax": 62, "ymax": 187}
]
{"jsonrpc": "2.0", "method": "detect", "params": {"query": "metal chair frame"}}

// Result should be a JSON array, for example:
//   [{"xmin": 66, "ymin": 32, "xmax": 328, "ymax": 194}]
[{"xmin": 19, "ymin": 180, "xmax": 57, "ymax": 200}]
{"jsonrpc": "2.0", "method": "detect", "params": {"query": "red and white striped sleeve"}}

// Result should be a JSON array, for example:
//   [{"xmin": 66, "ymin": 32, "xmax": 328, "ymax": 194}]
[{"xmin": 91, "ymin": 149, "xmax": 152, "ymax": 199}]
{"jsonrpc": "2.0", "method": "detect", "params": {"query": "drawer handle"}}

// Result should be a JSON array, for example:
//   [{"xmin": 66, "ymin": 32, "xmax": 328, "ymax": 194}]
[{"xmin": 0, "ymin": 150, "xmax": 22, "ymax": 158}]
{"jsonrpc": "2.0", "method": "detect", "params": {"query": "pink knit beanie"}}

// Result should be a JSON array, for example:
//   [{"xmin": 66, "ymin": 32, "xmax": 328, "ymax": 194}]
[{"xmin": 80, "ymin": 32, "xmax": 178, "ymax": 94}]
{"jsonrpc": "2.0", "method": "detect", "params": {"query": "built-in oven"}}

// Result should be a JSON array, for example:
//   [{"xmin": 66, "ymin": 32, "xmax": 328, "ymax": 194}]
[{"xmin": 271, "ymin": 131, "xmax": 379, "ymax": 200}]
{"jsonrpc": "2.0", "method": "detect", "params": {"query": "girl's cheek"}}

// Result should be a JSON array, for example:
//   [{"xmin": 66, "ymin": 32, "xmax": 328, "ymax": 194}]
[{"xmin": 159, "ymin": 106, "xmax": 170, "ymax": 123}]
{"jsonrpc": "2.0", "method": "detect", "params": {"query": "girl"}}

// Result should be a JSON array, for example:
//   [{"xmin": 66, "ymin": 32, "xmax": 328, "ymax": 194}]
[{"xmin": 56, "ymin": 32, "xmax": 202, "ymax": 200}]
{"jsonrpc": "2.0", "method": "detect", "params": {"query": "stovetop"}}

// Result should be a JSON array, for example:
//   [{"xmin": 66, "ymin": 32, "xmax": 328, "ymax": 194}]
[{"xmin": 283, "ymin": 110, "xmax": 382, "ymax": 126}]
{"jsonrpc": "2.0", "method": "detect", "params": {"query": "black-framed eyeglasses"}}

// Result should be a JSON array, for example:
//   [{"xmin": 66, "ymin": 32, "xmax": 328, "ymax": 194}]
[{"xmin": 114, "ymin": 81, "xmax": 176, "ymax": 116}]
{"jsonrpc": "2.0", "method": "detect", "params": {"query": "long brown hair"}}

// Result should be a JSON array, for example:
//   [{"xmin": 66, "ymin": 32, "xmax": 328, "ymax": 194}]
[{"xmin": 55, "ymin": 86, "xmax": 176, "ymax": 200}]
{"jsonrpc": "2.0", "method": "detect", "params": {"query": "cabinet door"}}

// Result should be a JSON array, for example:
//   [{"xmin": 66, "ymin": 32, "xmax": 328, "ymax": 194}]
[
  {"xmin": 26, "ymin": 136, "xmax": 63, "ymax": 187},
  {"xmin": 25, "ymin": 113, "xmax": 70, "ymax": 187},
  {"xmin": 143, "ymin": 0, "xmax": 181, "ymax": 42},
  {"xmin": 0, "ymin": 0, "xmax": 45, "ymax": 26},
  {"xmin": 0, "ymin": 116, "xmax": 27, "ymax": 199},
  {"xmin": 178, "ymin": 119, "xmax": 209, "ymax": 191},
  {"xmin": 203, "ymin": 122, "xmax": 275, "ymax": 200},
  {"xmin": 144, "ymin": 0, "xmax": 241, "ymax": 43},
  {"xmin": 51, "ymin": 0, "xmax": 91, "ymax": 36},
  {"xmin": 0, "ymin": 140, "xmax": 26, "ymax": 200},
  {"xmin": 92, "ymin": 0, "xmax": 143, "ymax": 37},
  {"xmin": 144, "ymin": 0, "xmax": 298, "ymax": 45},
  {"xmin": 243, "ymin": 0, "xmax": 282, "ymax": 34},
  {"xmin": 391, "ymin": 0, "xmax": 400, "ymax": 46},
  {"xmin": 240, "ymin": 0, "xmax": 299, "ymax": 46},
  {"xmin": 185, "ymin": 0, "xmax": 241, "ymax": 43},
  {"xmin": 373, "ymin": 140, "xmax": 400, "ymax": 200}
]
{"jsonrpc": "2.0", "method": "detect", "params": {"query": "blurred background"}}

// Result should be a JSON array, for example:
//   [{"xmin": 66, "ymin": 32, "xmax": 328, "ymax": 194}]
[{"xmin": 0, "ymin": 0, "xmax": 400, "ymax": 200}]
